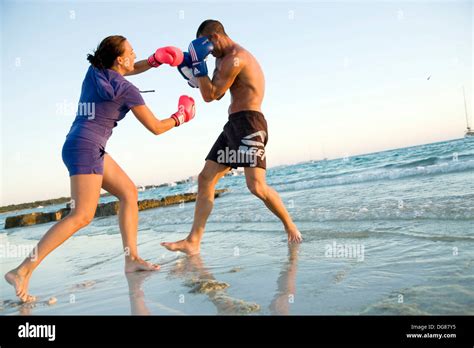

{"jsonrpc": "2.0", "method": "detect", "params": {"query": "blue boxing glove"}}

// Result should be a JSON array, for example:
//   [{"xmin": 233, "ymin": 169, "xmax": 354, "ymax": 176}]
[
  {"xmin": 188, "ymin": 37, "xmax": 214, "ymax": 77},
  {"xmin": 177, "ymin": 52, "xmax": 199, "ymax": 88}
]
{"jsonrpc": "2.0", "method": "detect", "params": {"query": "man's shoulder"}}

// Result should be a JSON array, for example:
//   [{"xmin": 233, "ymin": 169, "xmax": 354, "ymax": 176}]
[
  {"xmin": 233, "ymin": 44, "xmax": 251, "ymax": 58},
  {"xmin": 221, "ymin": 46, "xmax": 250, "ymax": 66}
]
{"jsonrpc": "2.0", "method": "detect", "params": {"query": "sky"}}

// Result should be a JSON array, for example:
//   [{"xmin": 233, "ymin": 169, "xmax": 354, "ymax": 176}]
[{"xmin": 0, "ymin": 0, "xmax": 472, "ymax": 205}]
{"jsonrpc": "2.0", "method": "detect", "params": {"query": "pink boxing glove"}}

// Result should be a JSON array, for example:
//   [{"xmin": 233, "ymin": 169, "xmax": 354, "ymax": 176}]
[
  {"xmin": 147, "ymin": 46, "xmax": 184, "ymax": 67},
  {"xmin": 171, "ymin": 95, "xmax": 195, "ymax": 126}
]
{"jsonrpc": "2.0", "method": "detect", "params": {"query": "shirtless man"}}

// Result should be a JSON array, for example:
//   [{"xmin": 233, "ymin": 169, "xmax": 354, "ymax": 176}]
[{"xmin": 161, "ymin": 20, "xmax": 302, "ymax": 255}]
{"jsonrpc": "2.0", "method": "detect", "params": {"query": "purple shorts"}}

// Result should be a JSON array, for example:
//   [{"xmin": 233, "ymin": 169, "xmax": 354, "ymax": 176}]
[{"xmin": 62, "ymin": 137, "xmax": 106, "ymax": 176}]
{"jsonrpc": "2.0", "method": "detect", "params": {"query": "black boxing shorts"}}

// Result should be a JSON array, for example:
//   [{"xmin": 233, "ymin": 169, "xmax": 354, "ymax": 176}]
[{"xmin": 206, "ymin": 110, "xmax": 268, "ymax": 169}]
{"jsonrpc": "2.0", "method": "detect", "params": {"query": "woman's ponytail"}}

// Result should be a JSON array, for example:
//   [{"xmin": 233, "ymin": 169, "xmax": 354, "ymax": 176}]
[{"xmin": 87, "ymin": 35, "xmax": 126, "ymax": 69}]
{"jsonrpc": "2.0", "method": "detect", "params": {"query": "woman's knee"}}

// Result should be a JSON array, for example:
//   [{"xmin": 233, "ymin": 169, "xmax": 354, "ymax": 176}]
[
  {"xmin": 68, "ymin": 211, "xmax": 95, "ymax": 229},
  {"xmin": 117, "ymin": 185, "xmax": 138, "ymax": 203}
]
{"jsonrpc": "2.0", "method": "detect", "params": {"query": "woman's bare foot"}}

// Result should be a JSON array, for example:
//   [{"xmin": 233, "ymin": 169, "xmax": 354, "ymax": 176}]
[
  {"xmin": 4, "ymin": 268, "xmax": 36, "ymax": 303},
  {"xmin": 285, "ymin": 224, "xmax": 303, "ymax": 243},
  {"xmin": 125, "ymin": 256, "xmax": 160, "ymax": 273},
  {"xmin": 160, "ymin": 238, "xmax": 201, "ymax": 255}
]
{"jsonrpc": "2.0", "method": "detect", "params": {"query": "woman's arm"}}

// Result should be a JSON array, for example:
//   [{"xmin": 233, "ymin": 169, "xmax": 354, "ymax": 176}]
[
  {"xmin": 131, "ymin": 96, "xmax": 195, "ymax": 135},
  {"xmin": 125, "ymin": 60, "xmax": 152, "ymax": 76},
  {"xmin": 125, "ymin": 47, "xmax": 184, "ymax": 76},
  {"xmin": 131, "ymin": 105, "xmax": 176, "ymax": 135}
]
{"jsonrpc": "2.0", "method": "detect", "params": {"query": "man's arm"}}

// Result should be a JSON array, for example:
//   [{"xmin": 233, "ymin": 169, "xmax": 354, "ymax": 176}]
[
  {"xmin": 125, "ymin": 60, "xmax": 152, "ymax": 76},
  {"xmin": 198, "ymin": 55, "xmax": 242, "ymax": 102},
  {"xmin": 212, "ymin": 66, "xmax": 226, "ymax": 100}
]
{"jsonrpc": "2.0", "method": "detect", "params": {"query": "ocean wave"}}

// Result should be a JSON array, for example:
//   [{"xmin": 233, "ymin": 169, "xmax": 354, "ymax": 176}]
[
  {"xmin": 271, "ymin": 159, "xmax": 474, "ymax": 192},
  {"xmin": 386, "ymin": 156, "xmax": 439, "ymax": 168},
  {"xmin": 383, "ymin": 153, "xmax": 474, "ymax": 169}
]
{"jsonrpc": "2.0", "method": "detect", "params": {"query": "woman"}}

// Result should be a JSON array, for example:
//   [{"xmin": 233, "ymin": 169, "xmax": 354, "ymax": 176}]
[{"xmin": 5, "ymin": 35, "xmax": 195, "ymax": 302}]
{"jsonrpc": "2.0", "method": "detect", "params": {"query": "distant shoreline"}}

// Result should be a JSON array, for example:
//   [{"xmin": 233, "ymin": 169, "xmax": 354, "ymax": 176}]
[
  {"xmin": 0, "ymin": 192, "xmax": 111, "ymax": 214},
  {"xmin": 0, "ymin": 171, "xmax": 243, "ymax": 214},
  {"xmin": 0, "ymin": 182, "xmax": 192, "ymax": 214},
  {"xmin": 0, "ymin": 183, "xmax": 175, "ymax": 214}
]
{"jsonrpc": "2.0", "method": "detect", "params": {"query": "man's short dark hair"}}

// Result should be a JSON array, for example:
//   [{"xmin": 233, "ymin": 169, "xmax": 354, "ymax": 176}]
[{"xmin": 196, "ymin": 19, "xmax": 227, "ymax": 38}]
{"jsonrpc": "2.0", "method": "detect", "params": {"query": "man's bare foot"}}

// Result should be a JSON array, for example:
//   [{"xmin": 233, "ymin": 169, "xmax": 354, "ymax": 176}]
[
  {"xmin": 285, "ymin": 224, "xmax": 303, "ymax": 243},
  {"xmin": 4, "ymin": 268, "xmax": 36, "ymax": 303},
  {"xmin": 160, "ymin": 238, "xmax": 200, "ymax": 255},
  {"xmin": 126, "ymin": 271, "xmax": 152, "ymax": 295},
  {"xmin": 125, "ymin": 256, "xmax": 160, "ymax": 273}
]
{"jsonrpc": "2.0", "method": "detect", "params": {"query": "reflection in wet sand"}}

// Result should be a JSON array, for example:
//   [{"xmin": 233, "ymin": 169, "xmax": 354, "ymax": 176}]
[
  {"xmin": 270, "ymin": 243, "xmax": 300, "ymax": 315},
  {"xmin": 171, "ymin": 255, "xmax": 260, "ymax": 315},
  {"xmin": 1, "ymin": 297, "xmax": 57, "ymax": 315},
  {"xmin": 125, "ymin": 272, "xmax": 153, "ymax": 315}
]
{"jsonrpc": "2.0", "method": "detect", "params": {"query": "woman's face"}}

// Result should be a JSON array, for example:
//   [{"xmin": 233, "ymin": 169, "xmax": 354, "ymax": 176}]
[{"xmin": 116, "ymin": 40, "xmax": 136, "ymax": 73}]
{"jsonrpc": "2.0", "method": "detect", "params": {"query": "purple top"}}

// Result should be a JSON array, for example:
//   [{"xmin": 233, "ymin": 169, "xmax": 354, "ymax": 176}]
[{"xmin": 66, "ymin": 66, "xmax": 145, "ymax": 146}]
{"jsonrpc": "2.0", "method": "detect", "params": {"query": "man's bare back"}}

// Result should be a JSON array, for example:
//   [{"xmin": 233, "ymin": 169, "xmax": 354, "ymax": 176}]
[{"xmin": 214, "ymin": 44, "xmax": 265, "ymax": 114}]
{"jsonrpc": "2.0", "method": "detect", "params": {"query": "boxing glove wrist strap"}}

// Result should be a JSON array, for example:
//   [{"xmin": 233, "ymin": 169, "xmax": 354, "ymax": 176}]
[
  {"xmin": 147, "ymin": 54, "xmax": 162, "ymax": 68},
  {"xmin": 171, "ymin": 113, "xmax": 182, "ymax": 127}
]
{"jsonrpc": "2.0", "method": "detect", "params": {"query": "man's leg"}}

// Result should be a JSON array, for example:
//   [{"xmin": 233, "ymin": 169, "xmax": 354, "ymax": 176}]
[
  {"xmin": 244, "ymin": 167, "xmax": 302, "ymax": 243},
  {"xmin": 161, "ymin": 160, "xmax": 230, "ymax": 255}
]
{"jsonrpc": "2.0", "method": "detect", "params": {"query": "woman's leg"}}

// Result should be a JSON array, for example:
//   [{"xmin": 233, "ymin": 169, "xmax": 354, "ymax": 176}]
[
  {"xmin": 102, "ymin": 154, "xmax": 159, "ymax": 272},
  {"xmin": 4, "ymin": 174, "xmax": 103, "ymax": 302}
]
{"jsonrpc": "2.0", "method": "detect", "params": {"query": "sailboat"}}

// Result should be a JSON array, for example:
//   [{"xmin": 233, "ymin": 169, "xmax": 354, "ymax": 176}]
[{"xmin": 463, "ymin": 86, "xmax": 474, "ymax": 137}]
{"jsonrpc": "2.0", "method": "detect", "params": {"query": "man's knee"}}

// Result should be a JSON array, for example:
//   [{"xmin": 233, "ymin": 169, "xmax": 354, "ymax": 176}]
[
  {"xmin": 247, "ymin": 180, "xmax": 268, "ymax": 199},
  {"xmin": 198, "ymin": 170, "xmax": 217, "ymax": 187}
]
